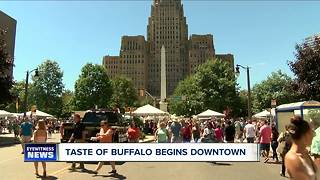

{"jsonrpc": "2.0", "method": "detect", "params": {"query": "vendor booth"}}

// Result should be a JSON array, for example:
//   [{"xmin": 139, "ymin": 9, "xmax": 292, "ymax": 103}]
[
  {"xmin": 275, "ymin": 101, "xmax": 320, "ymax": 132},
  {"xmin": 0, "ymin": 110, "xmax": 13, "ymax": 118},
  {"xmin": 253, "ymin": 109, "xmax": 275, "ymax": 118},
  {"xmin": 20, "ymin": 110, "xmax": 54, "ymax": 118},
  {"xmin": 196, "ymin": 109, "xmax": 225, "ymax": 121},
  {"xmin": 132, "ymin": 104, "xmax": 169, "ymax": 116}
]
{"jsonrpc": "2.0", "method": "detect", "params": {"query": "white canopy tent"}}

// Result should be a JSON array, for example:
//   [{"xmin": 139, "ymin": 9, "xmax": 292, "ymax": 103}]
[
  {"xmin": 253, "ymin": 109, "xmax": 275, "ymax": 118},
  {"xmin": 133, "ymin": 104, "xmax": 169, "ymax": 116},
  {"xmin": 20, "ymin": 110, "xmax": 54, "ymax": 118},
  {"xmin": 0, "ymin": 110, "xmax": 13, "ymax": 118},
  {"xmin": 196, "ymin": 109, "xmax": 225, "ymax": 118}
]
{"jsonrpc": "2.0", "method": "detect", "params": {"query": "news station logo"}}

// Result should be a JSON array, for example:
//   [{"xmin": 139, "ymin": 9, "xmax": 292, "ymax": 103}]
[{"xmin": 24, "ymin": 144, "xmax": 57, "ymax": 162}]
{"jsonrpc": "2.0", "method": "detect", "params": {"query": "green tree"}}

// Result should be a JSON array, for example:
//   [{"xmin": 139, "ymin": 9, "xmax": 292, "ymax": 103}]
[
  {"xmin": 74, "ymin": 63, "xmax": 113, "ymax": 110},
  {"xmin": 289, "ymin": 36, "xmax": 320, "ymax": 101},
  {"xmin": 61, "ymin": 90, "xmax": 74, "ymax": 118},
  {"xmin": 0, "ymin": 29, "xmax": 14, "ymax": 104},
  {"xmin": 138, "ymin": 97, "xmax": 155, "ymax": 107},
  {"xmin": 31, "ymin": 60, "xmax": 64, "ymax": 117},
  {"xmin": 169, "ymin": 59, "xmax": 241, "ymax": 117},
  {"xmin": 110, "ymin": 76, "xmax": 138, "ymax": 108},
  {"xmin": 1, "ymin": 81, "xmax": 26, "ymax": 112},
  {"xmin": 252, "ymin": 70, "xmax": 301, "ymax": 113},
  {"xmin": 169, "ymin": 76, "xmax": 204, "ymax": 117}
]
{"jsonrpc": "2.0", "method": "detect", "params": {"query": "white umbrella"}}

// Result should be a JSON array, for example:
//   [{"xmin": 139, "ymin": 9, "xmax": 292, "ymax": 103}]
[{"xmin": 0, "ymin": 110, "xmax": 13, "ymax": 118}]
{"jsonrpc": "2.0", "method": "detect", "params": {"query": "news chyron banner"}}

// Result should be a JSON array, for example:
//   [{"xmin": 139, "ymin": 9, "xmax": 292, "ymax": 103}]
[
  {"xmin": 24, "ymin": 143, "xmax": 57, "ymax": 162},
  {"xmin": 25, "ymin": 143, "xmax": 260, "ymax": 162}
]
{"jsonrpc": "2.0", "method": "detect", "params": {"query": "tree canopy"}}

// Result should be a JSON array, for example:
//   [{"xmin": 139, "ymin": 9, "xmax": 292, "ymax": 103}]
[
  {"xmin": 110, "ymin": 76, "xmax": 138, "ymax": 108},
  {"xmin": 74, "ymin": 63, "xmax": 113, "ymax": 110},
  {"xmin": 30, "ymin": 60, "xmax": 64, "ymax": 117},
  {"xmin": 169, "ymin": 59, "xmax": 242, "ymax": 117},
  {"xmin": 289, "ymin": 36, "xmax": 320, "ymax": 101},
  {"xmin": 61, "ymin": 90, "xmax": 74, "ymax": 118},
  {"xmin": 252, "ymin": 70, "xmax": 301, "ymax": 113}
]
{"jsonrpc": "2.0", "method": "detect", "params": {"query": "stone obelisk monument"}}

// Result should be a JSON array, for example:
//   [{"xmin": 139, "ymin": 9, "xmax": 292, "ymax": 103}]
[{"xmin": 159, "ymin": 45, "xmax": 168, "ymax": 112}]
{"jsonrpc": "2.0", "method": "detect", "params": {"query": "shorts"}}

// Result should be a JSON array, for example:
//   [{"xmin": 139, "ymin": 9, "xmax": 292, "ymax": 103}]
[
  {"xmin": 260, "ymin": 143, "xmax": 270, "ymax": 151},
  {"xmin": 171, "ymin": 136, "xmax": 182, "ymax": 143},
  {"xmin": 21, "ymin": 136, "xmax": 32, "ymax": 143}
]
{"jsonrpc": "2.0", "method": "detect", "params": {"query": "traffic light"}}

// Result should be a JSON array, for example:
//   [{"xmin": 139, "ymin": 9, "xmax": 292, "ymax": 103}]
[{"xmin": 139, "ymin": 89, "xmax": 145, "ymax": 97}]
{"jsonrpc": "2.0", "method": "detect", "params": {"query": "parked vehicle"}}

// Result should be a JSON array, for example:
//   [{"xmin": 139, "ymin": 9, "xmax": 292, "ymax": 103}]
[{"xmin": 61, "ymin": 110, "xmax": 128, "ymax": 143}]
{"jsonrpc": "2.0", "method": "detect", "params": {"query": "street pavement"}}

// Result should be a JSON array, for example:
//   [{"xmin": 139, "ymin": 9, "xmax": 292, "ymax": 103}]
[{"xmin": 0, "ymin": 133, "xmax": 288, "ymax": 180}]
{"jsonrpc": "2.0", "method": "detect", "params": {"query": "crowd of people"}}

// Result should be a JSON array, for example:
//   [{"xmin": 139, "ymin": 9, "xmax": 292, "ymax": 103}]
[
  {"xmin": 0, "ymin": 118, "xmax": 60, "ymax": 136},
  {"xmin": 148, "ymin": 117, "xmax": 269, "ymax": 144},
  {"xmin": 3, "ymin": 113, "xmax": 320, "ymax": 179},
  {"xmin": 148, "ymin": 116, "xmax": 320, "ymax": 179}
]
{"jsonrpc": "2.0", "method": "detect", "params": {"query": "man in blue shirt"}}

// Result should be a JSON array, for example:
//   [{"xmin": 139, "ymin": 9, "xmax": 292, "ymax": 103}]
[
  {"xmin": 20, "ymin": 118, "xmax": 33, "ymax": 154},
  {"xmin": 170, "ymin": 119, "xmax": 182, "ymax": 143}
]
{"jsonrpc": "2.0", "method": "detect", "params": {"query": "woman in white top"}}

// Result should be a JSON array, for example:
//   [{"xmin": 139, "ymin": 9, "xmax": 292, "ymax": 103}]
[
  {"xmin": 285, "ymin": 116, "xmax": 320, "ymax": 180},
  {"xmin": 33, "ymin": 120, "xmax": 48, "ymax": 177}
]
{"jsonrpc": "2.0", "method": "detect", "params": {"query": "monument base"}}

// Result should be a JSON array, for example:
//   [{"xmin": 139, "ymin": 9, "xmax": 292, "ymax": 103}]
[{"xmin": 159, "ymin": 101, "xmax": 168, "ymax": 112}]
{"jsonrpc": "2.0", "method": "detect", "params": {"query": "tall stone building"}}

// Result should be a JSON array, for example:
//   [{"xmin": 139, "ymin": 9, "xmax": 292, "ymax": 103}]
[
  {"xmin": 147, "ymin": 0, "xmax": 189, "ymax": 96},
  {"xmin": 0, "ymin": 10, "xmax": 16, "ymax": 79},
  {"xmin": 103, "ymin": 0, "xmax": 234, "ymax": 97},
  {"xmin": 188, "ymin": 34, "xmax": 215, "ymax": 74},
  {"xmin": 103, "ymin": 36, "xmax": 148, "ymax": 90}
]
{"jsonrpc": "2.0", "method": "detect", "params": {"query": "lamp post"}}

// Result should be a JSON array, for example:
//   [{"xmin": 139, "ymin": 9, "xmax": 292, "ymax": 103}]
[
  {"xmin": 235, "ymin": 64, "xmax": 252, "ymax": 119},
  {"xmin": 23, "ymin": 68, "xmax": 39, "ymax": 117}
]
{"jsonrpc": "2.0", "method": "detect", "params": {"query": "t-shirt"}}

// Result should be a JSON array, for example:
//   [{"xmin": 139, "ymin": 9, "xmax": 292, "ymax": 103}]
[
  {"xmin": 244, "ymin": 124, "xmax": 256, "ymax": 138},
  {"xmin": 98, "ymin": 128, "xmax": 113, "ymax": 143},
  {"xmin": 127, "ymin": 127, "xmax": 140, "ymax": 140},
  {"xmin": 170, "ymin": 122, "xmax": 181, "ymax": 137},
  {"xmin": 157, "ymin": 128, "xmax": 168, "ymax": 143},
  {"xmin": 225, "ymin": 125, "xmax": 235, "ymax": 141},
  {"xmin": 259, "ymin": 125, "xmax": 272, "ymax": 144},
  {"xmin": 215, "ymin": 128, "xmax": 223, "ymax": 141},
  {"xmin": 20, "ymin": 122, "xmax": 33, "ymax": 136},
  {"xmin": 192, "ymin": 127, "xmax": 200, "ymax": 138},
  {"xmin": 203, "ymin": 128, "xmax": 215, "ymax": 140},
  {"xmin": 182, "ymin": 126, "xmax": 191, "ymax": 140},
  {"xmin": 72, "ymin": 122, "xmax": 85, "ymax": 140},
  {"xmin": 235, "ymin": 122, "xmax": 241, "ymax": 133}
]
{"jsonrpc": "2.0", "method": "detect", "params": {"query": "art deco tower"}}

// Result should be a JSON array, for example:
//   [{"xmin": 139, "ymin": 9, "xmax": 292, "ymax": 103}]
[
  {"xmin": 147, "ymin": 0, "xmax": 189, "ymax": 96},
  {"xmin": 103, "ymin": 0, "xmax": 234, "ymax": 99}
]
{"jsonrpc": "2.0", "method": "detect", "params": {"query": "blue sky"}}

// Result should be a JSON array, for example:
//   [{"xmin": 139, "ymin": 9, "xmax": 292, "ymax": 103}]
[{"xmin": 1, "ymin": 1, "xmax": 320, "ymax": 91}]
